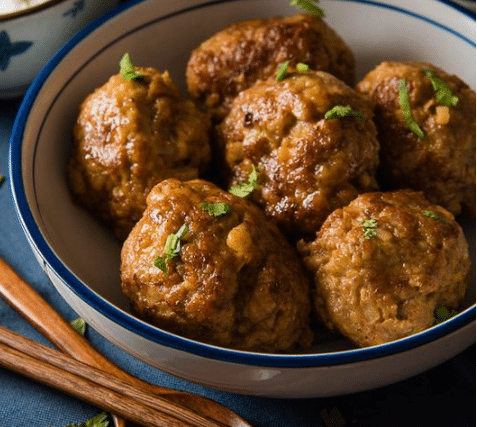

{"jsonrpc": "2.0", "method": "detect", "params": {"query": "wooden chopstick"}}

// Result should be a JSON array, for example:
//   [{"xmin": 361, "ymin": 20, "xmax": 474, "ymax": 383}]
[
  {"xmin": 0, "ymin": 256, "xmax": 252, "ymax": 427},
  {"xmin": 0, "ymin": 325, "xmax": 225, "ymax": 427}
]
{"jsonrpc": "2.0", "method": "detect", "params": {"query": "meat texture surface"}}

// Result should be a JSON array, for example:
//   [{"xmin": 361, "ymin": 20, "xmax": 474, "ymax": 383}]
[
  {"xmin": 121, "ymin": 179, "xmax": 313, "ymax": 352},
  {"xmin": 298, "ymin": 190, "xmax": 471, "ymax": 347},
  {"xmin": 68, "ymin": 68, "xmax": 211, "ymax": 239}
]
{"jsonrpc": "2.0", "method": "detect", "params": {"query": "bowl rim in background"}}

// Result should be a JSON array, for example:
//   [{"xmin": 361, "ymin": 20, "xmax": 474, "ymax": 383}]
[{"xmin": 8, "ymin": 0, "xmax": 476, "ymax": 369}]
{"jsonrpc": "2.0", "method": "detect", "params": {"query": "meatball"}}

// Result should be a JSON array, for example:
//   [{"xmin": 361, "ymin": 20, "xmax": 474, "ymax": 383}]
[
  {"xmin": 186, "ymin": 13, "xmax": 356, "ymax": 122},
  {"xmin": 215, "ymin": 70, "xmax": 380, "ymax": 239},
  {"xmin": 68, "ymin": 68, "xmax": 211, "ymax": 240},
  {"xmin": 356, "ymin": 61, "xmax": 476, "ymax": 216},
  {"xmin": 297, "ymin": 190, "xmax": 471, "ymax": 348},
  {"xmin": 120, "ymin": 178, "xmax": 313, "ymax": 352}
]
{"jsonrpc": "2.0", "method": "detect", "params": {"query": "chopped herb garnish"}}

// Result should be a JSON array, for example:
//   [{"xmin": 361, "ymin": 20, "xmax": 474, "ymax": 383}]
[
  {"xmin": 59, "ymin": 412, "xmax": 109, "ymax": 427},
  {"xmin": 434, "ymin": 305, "xmax": 458, "ymax": 324},
  {"xmin": 153, "ymin": 223, "xmax": 189, "ymax": 274},
  {"xmin": 423, "ymin": 69, "xmax": 459, "ymax": 107},
  {"xmin": 70, "ymin": 318, "xmax": 86, "ymax": 336},
  {"xmin": 201, "ymin": 202, "xmax": 233, "ymax": 217},
  {"xmin": 276, "ymin": 60, "xmax": 290, "ymax": 81},
  {"xmin": 422, "ymin": 210, "xmax": 447, "ymax": 222},
  {"xmin": 296, "ymin": 62, "xmax": 310, "ymax": 72},
  {"xmin": 324, "ymin": 105, "xmax": 366, "ymax": 123},
  {"xmin": 119, "ymin": 52, "xmax": 143, "ymax": 81},
  {"xmin": 229, "ymin": 165, "xmax": 260, "ymax": 197},
  {"xmin": 153, "ymin": 257, "xmax": 168, "ymax": 274},
  {"xmin": 0, "ymin": 174, "xmax": 5, "ymax": 187},
  {"xmin": 398, "ymin": 79, "xmax": 425, "ymax": 139},
  {"xmin": 290, "ymin": 0, "xmax": 325, "ymax": 18},
  {"xmin": 362, "ymin": 218, "xmax": 378, "ymax": 239}
]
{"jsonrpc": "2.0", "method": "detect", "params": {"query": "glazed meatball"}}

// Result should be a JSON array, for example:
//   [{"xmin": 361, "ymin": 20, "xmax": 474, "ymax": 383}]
[
  {"xmin": 356, "ymin": 61, "xmax": 476, "ymax": 216},
  {"xmin": 120, "ymin": 178, "xmax": 313, "ymax": 352},
  {"xmin": 186, "ymin": 13, "xmax": 356, "ymax": 122},
  {"xmin": 215, "ymin": 70, "xmax": 380, "ymax": 239},
  {"xmin": 68, "ymin": 68, "xmax": 211, "ymax": 240},
  {"xmin": 297, "ymin": 190, "xmax": 471, "ymax": 348}
]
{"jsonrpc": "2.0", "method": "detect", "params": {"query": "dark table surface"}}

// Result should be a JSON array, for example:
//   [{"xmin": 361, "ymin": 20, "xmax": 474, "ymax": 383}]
[{"xmin": 1, "ymin": 1, "xmax": 476, "ymax": 426}]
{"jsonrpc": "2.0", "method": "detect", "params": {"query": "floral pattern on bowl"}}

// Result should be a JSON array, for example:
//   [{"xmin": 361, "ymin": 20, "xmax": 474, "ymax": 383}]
[{"xmin": 0, "ymin": 0, "xmax": 118, "ymax": 98}]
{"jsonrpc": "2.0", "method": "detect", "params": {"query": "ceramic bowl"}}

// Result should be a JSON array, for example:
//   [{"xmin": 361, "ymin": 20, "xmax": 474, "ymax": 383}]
[
  {"xmin": 8, "ymin": 0, "xmax": 476, "ymax": 397},
  {"xmin": 0, "ymin": 0, "xmax": 119, "ymax": 98}
]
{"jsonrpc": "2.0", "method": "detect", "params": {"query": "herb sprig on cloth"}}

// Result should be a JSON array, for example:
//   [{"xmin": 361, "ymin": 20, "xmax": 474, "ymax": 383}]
[{"xmin": 56, "ymin": 412, "xmax": 109, "ymax": 427}]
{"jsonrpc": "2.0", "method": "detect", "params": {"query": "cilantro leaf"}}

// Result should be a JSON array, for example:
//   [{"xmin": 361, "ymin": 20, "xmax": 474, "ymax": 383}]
[
  {"xmin": 57, "ymin": 412, "xmax": 109, "ymax": 427},
  {"xmin": 398, "ymin": 79, "xmax": 425, "ymax": 139},
  {"xmin": 434, "ymin": 305, "xmax": 458, "ymax": 324},
  {"xmin": 70, "ymin": 318, "xmax": 87, "ymax": 336},
  {"xmin": 290, "ymin": 0, "xmax": 325, "ymax": 18},
  {"xmin": 276, "ymin": 60, "xmax": 290, "ymax": 81},
  {"xmin": 423, "ymin": 69, "xmax": 459, "ymax": 107},
  {"xmin": 153, "ymin": 223, "xmax": 189, "ymax": 275},
  {"xmin": 119, "ymin": 52, "xmax": 143, "ymax": 81},
  {"xmin": 362, "ymin": 218, "xmax": 378, "ymax": 239},
  {"xmin": 229, "ymin": 165, "xmax": 260, "ymax": 197},
  {"xmin": 422, "ymin": 210, "xmax": 447, "ymax": 222},
  {"xmin": 324, "ymin": 105, "xmax": 366, "ymax": 123},
  {"xmin": 201, "ymin": 202, "xmax": 233, "ymax": 217},
  {"xmin": 296, "ymin": 62, "xmax": 309, "ymax": 72},
  {"xmin": 153, "ymin": 256, "xmax": 168, "ymax": 274}
]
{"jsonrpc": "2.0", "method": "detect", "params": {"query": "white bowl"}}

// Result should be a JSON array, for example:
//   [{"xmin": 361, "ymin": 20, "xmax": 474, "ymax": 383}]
[
  {"xmin": 8, "ymin": 0, "xmax": 476, "ymax": 397},
  {"xmin": 0, "ymin": 0, "xmax": 119, "ymax": 98}
]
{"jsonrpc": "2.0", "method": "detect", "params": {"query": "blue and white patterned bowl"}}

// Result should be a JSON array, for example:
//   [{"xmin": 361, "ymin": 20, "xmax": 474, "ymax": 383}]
[
  {"xmin": 0, "ymin": 0, "xmax": 118, "ymax": 98},
  {"xmin": 8, "ymin": 0, "xmax": 476, "ymax": 397}
]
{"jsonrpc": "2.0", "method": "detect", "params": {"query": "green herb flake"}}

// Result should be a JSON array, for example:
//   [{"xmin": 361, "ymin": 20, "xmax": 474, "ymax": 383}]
[
  {"xmin": 276, "ymin": 60, "xmax": 290, "ymax": 81},
  {"xmin": 296, "ymin": 62, "xmax": 310, "ymax": 73},
  {"xmin": 57, "ymin": 412, "xmax": 109, "ymax": 427},
  {"xmin": 229, "ymin": 165, "xmax": 260, "ymax": 198},
  {"xmin": 70, "ymin": 318, "xmax": 87, "ymax": 336},
  {"xmin": 362, "ymin": 218, "xmax": 378, "ymax": 239},
  {"xmin": 290, "ymin": 0, "xmax": 325, "ymax": 18},
  {"xmin": 153, "ymin": 223, "xmax": 189, "ymax": 275},
  {"xmin": 434, "ymin": 305, "xmax": 458, "ymax": 324},
  {"xmin": 398, "ymin": 79, "xmax": 425, "ymax": 139},
  {"xmin": 324, "ymin": 105, "xmax": 366, "ymax": 123},
  {"xmin": 119, "ymin": 52, "xmax": 143, "ymax": 81},
  {"xmin": 0, "ymin": 174, "xmax": 5, "ymax": 187},
  {"xmin": 422, "ymin": 210, "xmax": 447, "ymax": 222},
  {"xmin": 201, "ymin": 202, "xmax": 233, "ymax": 217},
  {"xmin": 153, "ymin": 256, "xmax": 168, "ymax": 274},
  {"xmin": 423, "ymin": 69, "xmax": 459, "ymax": 107}
]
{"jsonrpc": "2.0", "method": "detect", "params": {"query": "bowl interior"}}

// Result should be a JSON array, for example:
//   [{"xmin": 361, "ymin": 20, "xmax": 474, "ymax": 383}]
[{"xmin": 11, "ymin": 0, "xmax": 476, "ymax": 357}]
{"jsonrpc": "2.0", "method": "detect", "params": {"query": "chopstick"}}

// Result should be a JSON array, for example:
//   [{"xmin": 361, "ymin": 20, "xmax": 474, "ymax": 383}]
[
  {"xmin": 0, "ymin": 256, "xmax": 252, "ymax": 427},
  {"xmin": 0, "ymin": 325, "xmax": 208, "ymax": 427}
]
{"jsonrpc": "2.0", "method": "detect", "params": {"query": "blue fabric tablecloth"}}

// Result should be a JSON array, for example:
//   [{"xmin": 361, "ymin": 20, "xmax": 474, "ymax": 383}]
[{"xmin": 0, "ymin": 2, "xmax": 475, "ymax": 423}]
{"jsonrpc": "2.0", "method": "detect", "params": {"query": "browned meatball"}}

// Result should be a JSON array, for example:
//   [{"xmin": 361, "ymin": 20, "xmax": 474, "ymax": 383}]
[
  {"xmin": 120, "ymin": 178, "xmax": 313, "ymax": 352},
  {"xmin": 215, "ymin": 70, "xmax": 380, "ymax": 239},
  {"xmin": 356, "ymin": 61, "xmax": 476, "ymax": 216},
  {"xmin": 297, "ymin": 190, "xmax": 471, "ymax": 348},
  {"xmin": 186, "ymin": 13, "xmax": 356, "ymax": 122},
  {"xmin": 68, "ymin": 68, "xmax": 212, "ymax": 240}
]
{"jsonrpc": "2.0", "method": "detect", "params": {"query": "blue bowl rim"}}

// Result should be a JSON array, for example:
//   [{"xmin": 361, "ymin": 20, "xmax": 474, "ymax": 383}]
[{"xmin": 8, "ymin": 0, "xmax": 476, "ymax": 369}]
